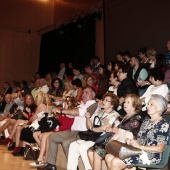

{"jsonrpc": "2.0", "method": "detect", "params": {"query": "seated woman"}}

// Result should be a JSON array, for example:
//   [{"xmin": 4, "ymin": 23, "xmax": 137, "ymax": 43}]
[
  {"xmin": 71, "ymin": 78, "xmax": 83, "ymax": 102},
  {"xmin": 67, "ymin": 93, "xmax": 120, "ymax": 170},
  {"xmin": 48, "ymin": 78, "xmax": 64, "ymax": 101},
  {"xmin": 140, "ymin": 68, "xmax": 169, "ymax": 111},
  {"xmin": 87, "ymin": 93, "xmax": 143, "ymax": 170},
  {"xmin": 11, "ymin": 91, "xmax": 49, "ymax": 156},
  {"xmin": 105, "ymin": 94, "xmax": 170, "ymax": 170},
  {"xmin": 29, "ymin": 97, "xmax": 76, "ymax": 168},
  {"xmin": 82, "ymin": 74, "xmax": 98, "ymax": 94},
  {"xmin": 0, "ymin": 94, "xmax": 36, "ymax": 150}
]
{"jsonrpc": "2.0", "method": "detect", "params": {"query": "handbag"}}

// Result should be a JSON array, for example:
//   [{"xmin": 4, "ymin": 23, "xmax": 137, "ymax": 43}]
[
  {"xmin": 94, "ymin": 132, "xmax": 114, "ymax": 146},
  {"xmin": 23, "ymin": 143, "xmax": 39, "ymax": 160},
  {"xmin": 78, "ymin": 115, "xmax": 102, "ymax": 141},
  {"xmin": 105, "ymin": 140, "xmax": 142, "ymax": 160},
  {"xmin": 78, "ymin": 130, "xmax": 102, "ymax": 141}
]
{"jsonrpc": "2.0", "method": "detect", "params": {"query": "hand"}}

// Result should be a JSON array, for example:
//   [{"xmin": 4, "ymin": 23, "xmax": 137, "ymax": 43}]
[
  {"xmin": 85, "ymin": 112, "xmax": 91, "ymax": 118},
  {"xmin": 129, "ymin": 139, "xmax": 141, "ymax": 148},
  {"xmin": 105, "ymin": 127, "xmax": 113, "ymax": 132},
  {"xmin": 52, "ymin": 108, "xmax": 61, "ymax": 114}
]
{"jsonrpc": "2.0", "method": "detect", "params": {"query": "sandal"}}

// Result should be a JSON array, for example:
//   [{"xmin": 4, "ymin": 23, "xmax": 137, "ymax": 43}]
[{"xmin": 29, "ymin": 160, "xmax": 46, "ymax": 168}]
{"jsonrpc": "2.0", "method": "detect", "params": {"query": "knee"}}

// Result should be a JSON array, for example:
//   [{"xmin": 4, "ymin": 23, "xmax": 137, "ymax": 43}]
[
  {"xmin": 105, "ymin": 154, "xmax": 113, "ymax": 166},
  {"xmin": 110, "ymin": 157, "xmax": 122, "ymax": 168}
]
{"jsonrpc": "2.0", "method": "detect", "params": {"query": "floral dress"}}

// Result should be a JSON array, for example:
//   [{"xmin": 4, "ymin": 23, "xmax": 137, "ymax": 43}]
[{"xmin": 123, "ymin": 118, "xmax": 170, "ymax": 166}]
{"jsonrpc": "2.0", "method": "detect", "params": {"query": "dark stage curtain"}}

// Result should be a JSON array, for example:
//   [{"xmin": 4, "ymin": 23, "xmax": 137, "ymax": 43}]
[{"xmin": 38, "ymin": 15, "xmax": 96, "ymax": 76}]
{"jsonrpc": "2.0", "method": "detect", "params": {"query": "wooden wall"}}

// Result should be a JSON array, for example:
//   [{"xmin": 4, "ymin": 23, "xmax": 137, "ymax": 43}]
[{"xmin": 0, "ymin": 0, "xmax": 103, "ymax": 93}]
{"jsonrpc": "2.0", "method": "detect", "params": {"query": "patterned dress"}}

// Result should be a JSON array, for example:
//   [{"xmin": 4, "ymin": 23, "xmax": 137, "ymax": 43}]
[{"xmin": 123, "ymin": 118, "xmax": 170, "ymax": 166}]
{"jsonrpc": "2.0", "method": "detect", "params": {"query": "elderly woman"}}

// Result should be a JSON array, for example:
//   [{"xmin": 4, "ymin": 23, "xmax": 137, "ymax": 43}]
[
  {"xmin": 105, "ymin": 94, "xmax": 170, "ymax": 170},
  {"xmin": 88, "ymin": 93, "xmax": 143, "ymax": 170},
  {"xmin": 67, "ymin": 93, "xmax": 120, "ymax": 170}
]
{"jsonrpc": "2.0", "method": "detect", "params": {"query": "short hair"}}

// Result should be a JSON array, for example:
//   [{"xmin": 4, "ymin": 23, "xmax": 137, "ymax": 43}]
[
  {"xmin": 133, "ymin": 56, "xmax": 141, "ymax": 65},
  {"xmin": 51, "ymin": 78, "xmax": 62, "ymax": 89},
  {"xmin": 84, "ymin": 64, "xmax": 93, "ymax": 70},
  {"xmin": 125, "ymin": 93, "xmax": 142, "ymax": 113},
  {"xmin": 114, "ymin": 61, "xmax": 125, "ymax": 69},
  {"xmin": 121, "ymin": 64, "xmax": 131, "ymax": 74},
  {"xmin": 149, "ymin": 68, "xmax": 165, "ymax": 81},
  {"xmin": 146, "ymin": 48, "xmax": 157, "ymax": 57},
  {"xmin": 103, "ymin": 93, "xmax": 119, "ymax": 110},
  {"xmin": 72, "ymin": 78, "xmax": 82, "ymax": 87},
  {"xmin": 138, "ymin": 48, "xmax": 147, "ymax": 54},
  {"xmin": 123, "ymin": 51, "xmax": 131, "ymax": 57},
  {"xmin": 84, "ymin": 86, "xmax": 96, "ymax": 98},
  {"xmin": 92, "ymin": 56, "xmax": 100, "ymax": 61},
  {"xmin": 15, "ymin": 82, "xmax": 21, "ymax": 88},
  {"xmin": 150, "ymin": 94, "xmax": 168, "ymax": 113}
]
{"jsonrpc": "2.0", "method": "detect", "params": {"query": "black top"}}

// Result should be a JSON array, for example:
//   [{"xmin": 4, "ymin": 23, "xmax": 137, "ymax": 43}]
[{"xmin": 117, "ymin": 77, "xmax": 138, "ymax": 98}]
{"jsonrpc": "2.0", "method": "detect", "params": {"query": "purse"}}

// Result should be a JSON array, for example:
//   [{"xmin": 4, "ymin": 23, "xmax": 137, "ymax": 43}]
[
  {"xmin": 105, "ymin": 140, "xmax": 142, "ymax": 160},
  {"xmin": 23, "ymin": 143, "xmax": 39, "ymax": 160},
  {"xmin": 78, "ymin": 115, "xmax": 102, "ymax": 141}
]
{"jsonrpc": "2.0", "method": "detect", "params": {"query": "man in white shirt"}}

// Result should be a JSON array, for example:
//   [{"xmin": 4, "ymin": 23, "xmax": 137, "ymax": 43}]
[
  {"xmin": 36, "ymin": 78, "xmax": 49, "ymax": 94},
  {"xmin": 38, "ymin": 86, "xmax": 98, "ymax": 170}
]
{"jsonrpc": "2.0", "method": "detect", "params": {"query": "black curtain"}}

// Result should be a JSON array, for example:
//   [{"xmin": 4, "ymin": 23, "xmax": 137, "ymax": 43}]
[{"xmin": 38, "ymin": 15, "xmax": 96, "ymax": 76}]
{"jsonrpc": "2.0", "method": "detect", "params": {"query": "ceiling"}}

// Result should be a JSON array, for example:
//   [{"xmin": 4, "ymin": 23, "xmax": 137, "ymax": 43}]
[{"xmin": 0, "ymin": 0, "xmax": 102, "ymax": 34}]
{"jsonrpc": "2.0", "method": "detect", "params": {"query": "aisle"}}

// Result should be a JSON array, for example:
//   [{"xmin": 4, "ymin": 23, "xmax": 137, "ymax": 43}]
[{"xmin": 0, "ymin": 145, "xmax": 65, "ymax": 170}]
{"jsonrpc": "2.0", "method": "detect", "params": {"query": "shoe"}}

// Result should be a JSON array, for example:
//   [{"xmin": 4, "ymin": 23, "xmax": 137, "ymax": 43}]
[
  {"xmin": 13, "ymin": 147, "xmax": 25, "ymax": 156},
  {"xmin": 12, "ymin": 146, "xmax": 21, "ymax": 154},
  {"xmin": 29, "ymin": 160, "xmax": 46, "ymax": 168},
  {"xmin": 8, "ymin": 142, "xmax": 16, "ymax": 151},
  {"xmin": 0, "ymin": 136, "xmax": 5, "ymax": 140},
  {"xmin": 37, "ymin": 163, "xmax": 57, "ymax": 170},
  {"xmin": 1, "ymin": 137, "xmax": 13, "ymax": 144}
]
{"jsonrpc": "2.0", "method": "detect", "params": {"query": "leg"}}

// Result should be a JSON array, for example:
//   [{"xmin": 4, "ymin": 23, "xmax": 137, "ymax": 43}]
[
  {"xmin": 9, "ymin": 119, "xmax": 26, "ymax": 139},
  {"xmin": 0, "ymin": 119, "xmax": 16, "ymax": 133},
  {"xmin": 105, "ymin": 154, "xmax": 115, "ymax": 170},
  {"xmin": 93, "ymin": 151, "xmax": 103, "ymax": 170},
  {"xmin": 67, "ymin": 140, "xmax": 83, "ymax": 170},
  {"xmin": 79, "ymin": 141, "xmax": 94, "ymax": 170},
  {"xmin": 15, "ymin": 125, "xmax": 24, "ymax": 147},
  {"xmin": 33, "ymin": 131, "xmax": 41, "ymax": 147},
  {"xmin": 62, "ymin": 131, "xmax": 78, "ymax": 157},
  {"xmin": 38, "ymin": 132, "xmax": 53, "ymax": 162},
  {"xmin": 47, "ymin": 130, "xmax": 75, "ymax": 165},
  {"xmin": 87, "ymin": 149, "xmax": 94, "ymax": 168},
  {"xmin": 110, "ymin": 157, "xmax": 127, "ymax": 170}
]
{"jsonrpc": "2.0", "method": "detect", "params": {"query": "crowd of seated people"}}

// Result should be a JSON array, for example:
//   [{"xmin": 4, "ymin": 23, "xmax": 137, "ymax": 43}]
[{"xmin": 0, "ymin": 45, "xmax": 170, "ymax": 170}]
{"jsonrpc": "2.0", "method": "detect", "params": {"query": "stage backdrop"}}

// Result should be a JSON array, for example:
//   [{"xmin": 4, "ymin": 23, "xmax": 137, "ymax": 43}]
[
  {"xmin": 39, "ymin": 15, "xmax": 96, "ymax": 76},
  {"xmin": 104, "ymin": 0, "xmax": 170, "ymax": 63}
]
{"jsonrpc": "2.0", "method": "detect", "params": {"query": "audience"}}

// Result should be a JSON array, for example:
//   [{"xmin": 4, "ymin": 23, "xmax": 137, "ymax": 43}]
[{"xmin": 0, "ymin": 44, "xmax": 170, "ymax": 170}]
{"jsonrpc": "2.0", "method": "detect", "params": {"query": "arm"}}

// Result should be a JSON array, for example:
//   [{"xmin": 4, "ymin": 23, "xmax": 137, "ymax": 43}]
[
  {"xmin": 128, "ymin": 139, "xmax": 166, "ymax": 153},
  {"xmin": 53, "ymin": 107, "xmax": 79, "ymax": 116},
  {"xmin": 76, "ymin": 88, "xmax": 83, "ymax": 101},
  {"xmin": 29, "ymin": 103, "xmax": 46, "ymax": 123}
]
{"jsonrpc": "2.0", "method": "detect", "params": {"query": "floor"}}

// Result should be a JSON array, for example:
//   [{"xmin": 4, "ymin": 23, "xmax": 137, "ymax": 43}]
[{"xmin": 0, "ymin": 145, "xmax": 66, "ymax": 170}]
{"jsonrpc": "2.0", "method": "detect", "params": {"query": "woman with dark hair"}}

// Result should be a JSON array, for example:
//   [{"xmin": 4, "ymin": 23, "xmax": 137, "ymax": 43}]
[
  {"xmin": 73, "ymin": 66, "xmax": 84, "ymax": 81},
  {"xmin": 140, "ymin": 68, "xmax": 169, "ymax": 110},
  {"xmin": 48, "ymin": 78, "xmax": 64, "ymax": 101},
  {"xmin": 21, "ymin": 80, "xmax": 31, "ymax": 94},
  {"xmin": 113, "ymin": 61, "xmax": 125, "ymax": 71},
  {"xmin": 97, "ymin": 65, "xmax": 109, "ymax": 99},
  {"xmin": 71, "ymin": 78, "xmax": 83, "ymax": 101}
]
